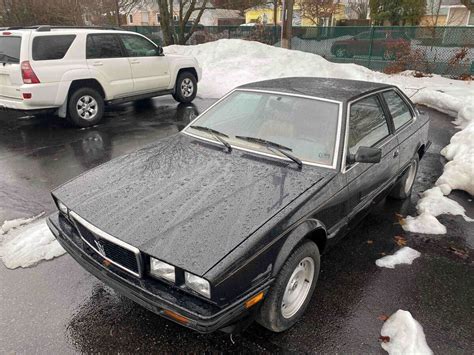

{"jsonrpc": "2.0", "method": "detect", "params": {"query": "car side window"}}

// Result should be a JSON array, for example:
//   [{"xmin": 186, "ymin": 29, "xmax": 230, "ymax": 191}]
[
  {"xmin": 86, "ymin": 34, "xmax": 123, "ymax": 59},
  {"xmin": 120, "ymin": 34, "xmax": 157, "ymax": 57},
  {"xmin": 382, "ymin": 90, "xmax": 413, "ymax": 130},
  {"xmin": 348, "ymin": 95, "xmax": 390, "ymax": 155}
]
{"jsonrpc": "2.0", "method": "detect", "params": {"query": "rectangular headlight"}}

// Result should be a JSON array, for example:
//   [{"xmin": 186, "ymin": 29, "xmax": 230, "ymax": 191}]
[
  {"xmin": 185, "ymin": 272, "xmax": 211, "ymax": 298},
  {"xmin": 57, "ymin": 200, "xmax": 69, "ymax": 216},
  {"xmin": 150, "ymin": 258, "xmax": 175, "ymax": 283}
]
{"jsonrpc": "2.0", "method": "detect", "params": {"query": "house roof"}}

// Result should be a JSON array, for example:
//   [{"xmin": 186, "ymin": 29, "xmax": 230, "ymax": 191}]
[{"xmin": 238, "ymin": 77, "xmax": 394, "ymax": 103}]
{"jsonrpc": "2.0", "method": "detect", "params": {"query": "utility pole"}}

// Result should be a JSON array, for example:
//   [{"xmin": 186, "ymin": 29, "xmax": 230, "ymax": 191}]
[
  {"xmin": 281, "ymin": 0, "xmax": 293, "ymax": 49},
  {"xmin": 115, "ymin": 0, "xmax": 121, "ymax": 26}
]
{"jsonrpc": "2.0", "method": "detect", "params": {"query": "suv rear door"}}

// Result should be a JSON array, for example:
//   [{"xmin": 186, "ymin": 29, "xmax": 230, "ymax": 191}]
[
  {"xmin": 119, "ymin": 33, "xmax": 170, "ymax": 93},
  {"xmin": 0, "ymin": 32, "xmax": 25, "ymax": 101},
  {"xmin": 86, "ymin": 33, "xmax": 133, "ymax": 99}
]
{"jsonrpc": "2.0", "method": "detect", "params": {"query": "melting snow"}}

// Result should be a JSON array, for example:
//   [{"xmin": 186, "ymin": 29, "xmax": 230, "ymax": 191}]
[
  {"xmin": 402, "ymin": 187, "xmax": 472, "ymax": 234},
  {"xmin": 0, "ymin": 216, "xmax": 65, "ymax": 269},
  {"xmin": 381, "ymin": 310, "xmax": 433, "ymax": 355},
  {"xmin": 166, "ymin": 39, "xmax": 474, "ymax": 233},
  {"xmin": 376, "ymin": 247, "xmax": 421, "ymax": 269}
]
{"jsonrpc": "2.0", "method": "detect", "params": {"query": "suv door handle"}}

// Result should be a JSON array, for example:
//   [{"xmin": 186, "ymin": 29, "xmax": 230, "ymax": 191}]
[
  {"xmin": 130, "ymin": 59, "xmax": 140, "ymax": 64},
  {"xmin": 393, "ymin": 149, "xmax": 399, "ymax": 158},
  {"xmin": 92, "ymin": 61, "xmax": 103, "ymax": 66}
]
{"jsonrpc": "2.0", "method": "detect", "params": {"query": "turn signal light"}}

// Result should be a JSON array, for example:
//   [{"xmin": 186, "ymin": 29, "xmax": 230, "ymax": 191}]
[
  {"xmin": 244, "ymin": 291, "xmax": 264, "ymax": 309},
  {"xmin": 163, "ymin": 309, "xmax": 189, "ymax": 324}
]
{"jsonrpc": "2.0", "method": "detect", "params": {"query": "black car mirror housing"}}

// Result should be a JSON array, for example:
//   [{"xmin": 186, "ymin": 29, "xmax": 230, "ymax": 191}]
[
  {"xmin": 347, "ymin": 146, "xmax": 382, "ymax": 165},
  {"xmin": 156, "ymin": 46, "xmax": 164, "ymax": 56}
]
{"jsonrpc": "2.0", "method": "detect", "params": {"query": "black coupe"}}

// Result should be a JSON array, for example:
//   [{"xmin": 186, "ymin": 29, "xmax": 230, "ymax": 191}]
[{"xmin": 47, "ymin": 77, "xmax": 430, "ymax": 333}]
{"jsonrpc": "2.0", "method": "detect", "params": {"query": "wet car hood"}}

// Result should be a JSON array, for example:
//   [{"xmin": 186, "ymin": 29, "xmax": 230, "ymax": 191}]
[{"xmin": 53, "ymin": 134, "xmax": 335, "ymax": 276}]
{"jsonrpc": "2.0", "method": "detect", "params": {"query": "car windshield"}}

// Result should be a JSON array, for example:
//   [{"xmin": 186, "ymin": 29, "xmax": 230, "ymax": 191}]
[{"xmin": 185, "ymin": 90, "xmax": 341, "ymax": 167}]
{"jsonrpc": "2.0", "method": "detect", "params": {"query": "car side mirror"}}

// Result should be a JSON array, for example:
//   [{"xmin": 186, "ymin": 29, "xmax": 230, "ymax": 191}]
[
  {"xmin": 347, "ymin": 146, "xmax": 382, "ymax": 165},
  {"xmin": 156, "ymin": 46, "xmax": 164, "ymax": 56}
]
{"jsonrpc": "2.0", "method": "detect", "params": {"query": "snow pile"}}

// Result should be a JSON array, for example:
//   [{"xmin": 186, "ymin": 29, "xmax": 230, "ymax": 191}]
[
  {"xmin": 376, "ymin": 247, "xmax": 421, "ymax": 269},
  {"xmin": 381, "ymin": 310, "xmax": 433, "ymax": 355},
  {"xmin": 0, "ymin": 217, "xmax": 65, "ymax": 269},
  {"xmin": 402, "ymin": 186, "xmax": 473, "ymax": 234},
  {"xmin": 166, "ymin": 39, "xmax": 474, "ymax": 233},
  {"xmin": 1, "ymin": 213, "xmax": 44, "ymax": 235}
]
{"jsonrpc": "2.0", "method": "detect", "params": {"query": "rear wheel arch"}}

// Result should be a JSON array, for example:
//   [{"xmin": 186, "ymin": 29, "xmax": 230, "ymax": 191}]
[
  {"xmin": 68, "ymin": 79, "xmax": 106, "ymax": 100},
  {"xmin": 272, "ymin": 219, "xmax": 327, "ymax": 277}
]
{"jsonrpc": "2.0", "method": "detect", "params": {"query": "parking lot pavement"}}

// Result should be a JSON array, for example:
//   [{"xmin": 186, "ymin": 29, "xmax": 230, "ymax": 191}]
[{"xmin": 0, "ymin": 99, "xmax": 472, "ymax": 353}]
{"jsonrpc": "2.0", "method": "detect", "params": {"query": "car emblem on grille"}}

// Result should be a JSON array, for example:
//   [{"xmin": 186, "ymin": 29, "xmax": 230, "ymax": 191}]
[{"xmin": 94, "ymin": 239, "xmax": 106, "ymax": 256}]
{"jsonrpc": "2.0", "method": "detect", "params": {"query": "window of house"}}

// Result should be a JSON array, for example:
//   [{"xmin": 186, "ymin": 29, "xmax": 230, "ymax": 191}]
[
  {"xmin": 157, "ymin": 14, "xmax": 161, "ymax": 23},
  {"xmin": 141, "ymin": 11, "xmax": 149, "ymax": 23},
  {"xmin": 348, "ymin": 95, "xmax": 390, "ymax": 155},
  {"xmin": 468, "ymin": 11, "xmax": 474, "ymax": 25},
  {"xmin": 129, "ymin": 14, "xmax": 133, "ymax": 23}
]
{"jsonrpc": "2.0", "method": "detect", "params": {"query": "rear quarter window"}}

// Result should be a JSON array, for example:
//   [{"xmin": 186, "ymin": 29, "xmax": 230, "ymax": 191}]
[
  {"xmin": 32, "ymin": 35, "xmax": 76, "ymax": 61},
  {"xmin": 0, "ymin": 36, "xmax": 21, "ymax": 64}
]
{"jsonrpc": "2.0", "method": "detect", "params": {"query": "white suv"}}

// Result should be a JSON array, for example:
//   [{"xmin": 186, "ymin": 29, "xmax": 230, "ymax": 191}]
[{"xmin": 0, "ymin": 26, "xmax": 202, "ymax": 127}]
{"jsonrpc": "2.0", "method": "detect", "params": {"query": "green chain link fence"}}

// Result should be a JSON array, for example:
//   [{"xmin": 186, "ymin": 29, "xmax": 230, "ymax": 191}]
[{"xmin": 124, "ymin": 25, "xmax": 474, "ymax": 77}]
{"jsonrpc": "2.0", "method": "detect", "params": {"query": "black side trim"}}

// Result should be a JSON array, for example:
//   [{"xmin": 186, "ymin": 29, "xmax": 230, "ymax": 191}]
[{"xmin": 106, "ymin": 89, "xmax": 174, "ymax": 105}]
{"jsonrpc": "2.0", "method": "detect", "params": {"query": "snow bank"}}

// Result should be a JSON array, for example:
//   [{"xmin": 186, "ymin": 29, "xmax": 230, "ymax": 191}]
[
  {"xmin": 166, "ymin": 39, "xmax": 473, "ymax": 232},
  {"xmin": 0, "ymin": 217, "xmax": 65, "ymax": 269},
  {"xmin": 381, "ymin": 310, "xmax": 433, "ymax": 355},
  {"xmin": 376, "ymin": 247, "xmax": 421, "ymax": 269}
]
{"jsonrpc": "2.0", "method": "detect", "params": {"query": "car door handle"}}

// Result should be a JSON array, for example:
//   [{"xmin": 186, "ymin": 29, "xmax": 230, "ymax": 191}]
[
  {"xmin": 393, "ymin": 149, "xmax": 399, "ymax": 158},
  {"xmin": 130, "ymin": 59, "xmax": 140, "ymax": 64},
  {"xmin": 92, "ymin": 61, "xmax": 103, "ymax": 66}
]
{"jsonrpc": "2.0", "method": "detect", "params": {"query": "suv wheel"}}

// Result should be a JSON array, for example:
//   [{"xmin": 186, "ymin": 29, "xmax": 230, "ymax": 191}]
[
  {"xmin": 173, "ymin": 72, "xmax": 197, "ymax": 103},
  {"xmin": 257, "ymin": 241, "xmax": 320, "ymax": 332},
  {"xmin": 68, "ymin": 87, "xmax": 104, "ymax": 127},
  {"xmin": 389, "ymin": 156, "xmax": 419, "ymax": 200}
]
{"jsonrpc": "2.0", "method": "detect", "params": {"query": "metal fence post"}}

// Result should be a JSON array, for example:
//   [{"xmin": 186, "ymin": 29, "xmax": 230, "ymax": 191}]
[{"xmin": 367, "ymin": 26, "xmax": 375, "ymax": 69}]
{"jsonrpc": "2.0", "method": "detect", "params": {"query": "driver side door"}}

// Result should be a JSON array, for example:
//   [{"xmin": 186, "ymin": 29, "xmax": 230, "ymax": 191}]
[
  {"xmin": 119, "ymin": 34, "xmax": 170, "ymax": 93},
  {"xmin": 344, "ymin": 93, "xmax": 400, "ymax": 229}
]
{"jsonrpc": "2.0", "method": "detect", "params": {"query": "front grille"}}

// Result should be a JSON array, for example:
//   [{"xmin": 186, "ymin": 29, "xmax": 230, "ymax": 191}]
[{"xmin": 70, "ymin": 212, "xmax": 141, "ymax": 276}]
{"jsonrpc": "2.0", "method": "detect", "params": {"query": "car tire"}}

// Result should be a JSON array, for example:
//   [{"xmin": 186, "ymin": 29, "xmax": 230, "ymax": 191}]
[
  {"xmin": 67, "ymin": 87, "xmax": 104, "ymax": 128},
  {"xmin": 172, "ymin": 72, "xmax": 197, "ymax": 103},
  {"xmin": 257, "ymin": 240, "xmax": 320, "ymax": 332},
  {"xmin": 389, "ymin": 156, "xmax": 419, "ymax": 200}
]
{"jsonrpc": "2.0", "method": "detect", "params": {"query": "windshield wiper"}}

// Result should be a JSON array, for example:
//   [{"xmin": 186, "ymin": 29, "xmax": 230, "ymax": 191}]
[
  {"xmin": 235, "ymin": 135, "xmax": 303, "ymax": 169},
  {"xmin": 190, "ymin": 125, "xmax": 232, "ymax": 152},
  {"xmin": 0, "ymin": 53, "xmax": 19, "ymax": 64}
]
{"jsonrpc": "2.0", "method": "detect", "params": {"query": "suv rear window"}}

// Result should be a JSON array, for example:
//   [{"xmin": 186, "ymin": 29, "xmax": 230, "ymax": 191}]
[
  {"xmin": 32, "ymin": 35, "xmax": 76, "ymax": 61},
  {"xmin": 0, "ymin": 36, "xmax": 21, "ymax": 64}
]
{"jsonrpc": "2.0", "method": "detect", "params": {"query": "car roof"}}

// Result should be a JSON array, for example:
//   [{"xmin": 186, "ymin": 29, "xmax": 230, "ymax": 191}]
[{"xmin": 237, "ymin": 77, "xmax": 395, "ymax": 103}]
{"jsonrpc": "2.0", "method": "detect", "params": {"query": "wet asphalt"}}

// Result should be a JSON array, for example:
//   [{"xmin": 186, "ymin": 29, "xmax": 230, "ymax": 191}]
[{"xmin": 0, "ymin": 98, "xmax": 472, "ymax": 353}]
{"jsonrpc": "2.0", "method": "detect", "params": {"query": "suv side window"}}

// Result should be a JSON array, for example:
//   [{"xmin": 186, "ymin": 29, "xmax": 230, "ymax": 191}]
[
  {"xmin": 348, "ymin": 95, "xmax": 390, "ymax": 155},
  {"xmin": 382, "ymin": 90, "xmax": 413, "ymax": 130},
  {"xmin": 120, "ymin": 34, "xmax": 157, "ymax": 57},
  {"xmin": 32, "ymin": 35, "xmax": 76, "ymax": 61},
  {"xmin": 86, "ymin": 34, "xmax": 123, "ymax": 59}
]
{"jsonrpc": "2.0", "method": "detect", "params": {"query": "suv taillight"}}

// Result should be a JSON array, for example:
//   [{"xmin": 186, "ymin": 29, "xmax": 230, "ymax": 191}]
[{"xmin": 21, "ymin": 61, "xmax": 40, "ymax": 84}]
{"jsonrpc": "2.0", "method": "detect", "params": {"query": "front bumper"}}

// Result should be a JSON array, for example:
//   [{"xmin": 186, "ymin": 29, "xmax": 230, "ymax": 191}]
[{"xmin": 47, "ymin": 213, "xmax": 269, "ymax": 333}]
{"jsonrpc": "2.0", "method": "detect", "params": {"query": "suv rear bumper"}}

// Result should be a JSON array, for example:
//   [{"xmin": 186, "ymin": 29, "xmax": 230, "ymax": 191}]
[
  {"xmin": 47, "ymin": 213, "xmax": 270, "ymax": 333},
  {"xmin": 0, "ymin": 96, "xmax": 57, "ymax": 112}
]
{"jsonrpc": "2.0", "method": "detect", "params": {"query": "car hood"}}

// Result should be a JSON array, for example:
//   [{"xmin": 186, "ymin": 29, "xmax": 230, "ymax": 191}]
[{"xmin": 53, "ymin": 134, "xmax": 335, "ymax": 276}]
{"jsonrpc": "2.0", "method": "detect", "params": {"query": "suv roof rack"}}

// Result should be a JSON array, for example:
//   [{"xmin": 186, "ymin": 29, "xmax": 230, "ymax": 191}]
[{"xmin": 6, "ymin": 25, "xmax": 123, "ymax": 31}]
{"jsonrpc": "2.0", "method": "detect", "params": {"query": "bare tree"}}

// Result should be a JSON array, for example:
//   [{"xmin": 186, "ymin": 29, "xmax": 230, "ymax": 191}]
[
  {"xmin": 157, "ymin": 0, "xmax": 211, "ymax": 45},
  {"xmin": 296, "ymin": 0, "xmax": 337, "ymax": 26},
  {"xmin": 348, "ymin": 0, "xmax": 369, "ymax": 20}
]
